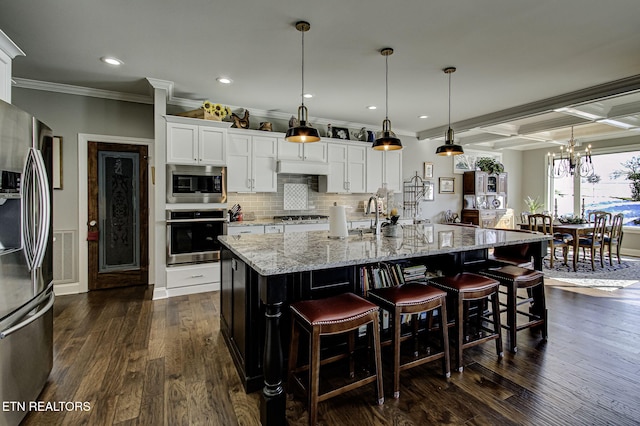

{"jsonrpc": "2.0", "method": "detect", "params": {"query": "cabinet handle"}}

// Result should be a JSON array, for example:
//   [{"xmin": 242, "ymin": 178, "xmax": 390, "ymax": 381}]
[{"xmin": 191, "ymin": 274, "xmax": 204, "ymax": 278}]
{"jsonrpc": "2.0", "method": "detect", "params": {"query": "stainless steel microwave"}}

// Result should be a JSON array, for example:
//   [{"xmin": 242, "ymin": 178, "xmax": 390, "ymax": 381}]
[{"xmin": 166, "ymin": 164, "xmax": 227, "ymax": 204}]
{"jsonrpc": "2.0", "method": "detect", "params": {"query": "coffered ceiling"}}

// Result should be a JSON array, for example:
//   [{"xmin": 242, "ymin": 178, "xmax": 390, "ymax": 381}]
[{"xmin": 1, "ymin": 0, "xmax": 640, "ymax": 151}]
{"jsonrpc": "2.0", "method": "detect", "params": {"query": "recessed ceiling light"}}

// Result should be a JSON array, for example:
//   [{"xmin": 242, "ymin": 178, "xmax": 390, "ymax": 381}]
[
  {"xmin": 366, "ymin": 105, "xmax": 377, "ymax": 110},
  {"xmin": 303, "ymin": 93, "xmax": 313, "ymax": 99},
  {"xmin": 100, "ymin": 56, "xmax": 123, "ymax": 66},
  {"xmin": 419, "ymin": 115, "xmax": 429, "ymax": 119},
  {"xmin": 216, "ymin": 77, "xmax": 233, "ymax": 84}
]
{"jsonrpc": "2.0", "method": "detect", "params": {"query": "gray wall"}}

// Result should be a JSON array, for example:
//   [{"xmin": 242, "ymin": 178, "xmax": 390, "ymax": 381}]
[{"xmin": 12, "ymin": 88, "xmax": 154, "ymax": 233}]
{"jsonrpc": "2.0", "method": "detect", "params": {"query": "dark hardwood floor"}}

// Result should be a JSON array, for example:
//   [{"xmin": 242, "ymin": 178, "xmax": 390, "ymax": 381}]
[{"xmin": 22, "ymin": 279, "xmax": 640, "ymax": 425}]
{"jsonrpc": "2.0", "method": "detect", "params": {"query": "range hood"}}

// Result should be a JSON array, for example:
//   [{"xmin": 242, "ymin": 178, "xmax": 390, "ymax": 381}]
[{"xmin": 276, "ymin": 160, "xmax": 330, "ymax": 175}]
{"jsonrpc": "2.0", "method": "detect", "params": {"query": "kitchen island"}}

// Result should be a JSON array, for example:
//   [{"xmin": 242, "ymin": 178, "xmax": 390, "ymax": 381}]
[{"xmin": 218, "ymin": 224, "xmax": 550, "ymax": 426}]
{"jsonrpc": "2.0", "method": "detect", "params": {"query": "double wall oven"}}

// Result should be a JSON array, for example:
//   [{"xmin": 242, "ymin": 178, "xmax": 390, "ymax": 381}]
[{"xmin": 166, "ymin": 165, "xmax": 228, "ymax": 266}]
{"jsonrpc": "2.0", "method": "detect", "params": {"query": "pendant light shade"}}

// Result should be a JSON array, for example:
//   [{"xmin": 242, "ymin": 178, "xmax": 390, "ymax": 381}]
[
  {"xmin": 285, "ymin": 21, "xmax": 320, "ymax": 143},
  {"xmin": 436, "ymin": 67, "xmax": 464, "ymax": 156},
  {"xmin": 372, "ymin": 48, "xmax": 402, "ymax": 151}
]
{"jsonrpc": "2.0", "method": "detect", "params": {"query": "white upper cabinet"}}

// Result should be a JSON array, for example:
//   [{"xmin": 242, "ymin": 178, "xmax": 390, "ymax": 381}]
[
  {"xmin": 166, "ymin": 116, "xmax": 228, "ymax": 166},
  {"xmin": 319, "ymin": 142, "xmax": 367, "ymax": 193},
  {"xmin": 366, "ymin": 150, "xmax": 402, "ymax": 193},
  {"xmin": 277, "ymin": 138, "xmax": 328, "ymax": 162},
  {"xmin": 227, "ymin": 131, "xmax": 277, "ymax": 192}
]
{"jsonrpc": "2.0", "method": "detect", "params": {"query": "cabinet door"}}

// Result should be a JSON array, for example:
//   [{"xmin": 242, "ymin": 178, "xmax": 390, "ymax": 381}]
[
  {"xmin": 227, "ymin": 133, "xmax": 252, "ymax": 192},
  {"xmin": 498, "ymin": 173, "xmax": 508, "ymax": 194},
  {"xmin": 302, "ymin": 141, "xmax": 328, "ymax": 162},
  {"xmin": 384, "ymin": 150, "xmax": 402, "ymax": 193},
  {"xmin": 323, "ymin": 144, "xmax": 348, "ymax": 192},
  {"xmin": 199, "ymin": 127, "xmax": 226, "ymax": 166},
  {"xmin": 167, "ymin": 122, "xmax": 198, "ymax": 164},
  {"xmin": 347, "ymin": 145, "xmax": 367, "ymax": 193},
  {"xmin": 475, "ymin": 172, "xmax": 487, "ymax": 194},
  {"xmin": 252, "ymin": 136, "xmax": 278, "ymax": 192},
  {"xmin": 365, "ymin": 149, "xmax": 385, "ymax": 193},
  {"xmin": 277, "ymin": 138, "xmax": 302, "ymax": 161}
]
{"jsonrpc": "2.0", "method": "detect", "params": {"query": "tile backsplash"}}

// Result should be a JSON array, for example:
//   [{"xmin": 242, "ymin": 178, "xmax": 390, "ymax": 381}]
[{"xmin": 227, "ymin": 174, "xmax": 369, "ymax": 218}]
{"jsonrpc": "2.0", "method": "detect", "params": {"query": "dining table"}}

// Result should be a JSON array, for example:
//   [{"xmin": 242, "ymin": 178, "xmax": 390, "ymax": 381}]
[{"xmin": 518, "ymin": 222, "xmax": 608, "ymax": 272}]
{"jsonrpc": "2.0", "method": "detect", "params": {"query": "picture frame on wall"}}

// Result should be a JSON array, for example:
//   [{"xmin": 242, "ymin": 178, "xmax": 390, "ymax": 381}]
[
  {"xmin": 439, "ymin": 177, "xmax": 455, "ymax": 194},
  {"xmin": 331, "ymin": 127, "xmax": 350, "ymax": 140},
  {"xmin": 423, "ymin": 162, "xmax": 433, "ymax": 178}
]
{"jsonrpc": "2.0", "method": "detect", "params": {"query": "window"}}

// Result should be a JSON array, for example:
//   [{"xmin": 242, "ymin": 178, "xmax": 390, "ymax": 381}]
[{"xmin": 549, "ymin": 149, "xmax": 640, "ymax": 227}]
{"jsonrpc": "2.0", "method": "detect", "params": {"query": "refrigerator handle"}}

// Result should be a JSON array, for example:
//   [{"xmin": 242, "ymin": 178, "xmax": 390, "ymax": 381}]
[
  {"xmin": 32, "ymin": 148, "xmax": 51, "ymax": 269},
  {"xmin": 21, "ymin": 150, "xmax": 37, "ymax": 270},
  {"xmin": 0, "ymin": 291, "xmax": 55, "ymax": 339}
]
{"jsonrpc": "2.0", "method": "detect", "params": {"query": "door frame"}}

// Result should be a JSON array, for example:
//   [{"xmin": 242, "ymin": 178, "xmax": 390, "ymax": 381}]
[{"xmin": 77, "ymin": 134, "xmax": 155, "ymax": 294}]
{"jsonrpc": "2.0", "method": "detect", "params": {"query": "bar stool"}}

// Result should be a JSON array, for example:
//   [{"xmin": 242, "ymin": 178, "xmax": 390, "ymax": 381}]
[
  {"xmin": 479, "ymin": 264, "xmax": 547, "ymax": 353},
  {"xmin": 287, "ymin": 293, "xmax": 384, "ymax": 426},
  {"xmin": 428, "ymin": 273, "xmax": 503, "ymax": 372},
  {"xmin": 368, "ymin": 283, "xmax": 450, "ymax": 398}
]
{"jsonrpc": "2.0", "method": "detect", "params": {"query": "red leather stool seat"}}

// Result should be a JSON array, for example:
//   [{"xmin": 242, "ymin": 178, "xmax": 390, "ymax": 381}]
[
  {"xmin": 368, "ymin": 283, "xmax": 446, "ymax": 306},
  {"xmin": 291, "ymin": 292, "xmax": 379, "ymax": 325},
  {"xmin": 430, "ymin": 273, "xmax": 499, "ymax": 293}
]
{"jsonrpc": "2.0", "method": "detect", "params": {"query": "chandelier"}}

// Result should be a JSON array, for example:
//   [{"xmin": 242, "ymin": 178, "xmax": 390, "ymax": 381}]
[{"xmin": 547, "ymin": 127, "xmax": 594, "ymax": 178}]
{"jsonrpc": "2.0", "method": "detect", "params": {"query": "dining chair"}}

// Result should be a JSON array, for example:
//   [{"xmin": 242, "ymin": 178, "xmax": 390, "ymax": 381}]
[
  {"xmin": 578, "ymin": 213, "xmax": 607, "ymax": 270},
  {"xmin": 527, "ymin": 213, "xmax": 570, "ymax": 268},
  {"xmin": 604, "ymin": 213, "xmax": 624, "ymax": 265}
]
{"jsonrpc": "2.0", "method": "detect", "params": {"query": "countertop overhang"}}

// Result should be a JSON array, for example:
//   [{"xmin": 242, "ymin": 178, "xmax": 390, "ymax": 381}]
[{"xmin": 218, "ymin": 224, "xmax": 550, "ymax": 276}]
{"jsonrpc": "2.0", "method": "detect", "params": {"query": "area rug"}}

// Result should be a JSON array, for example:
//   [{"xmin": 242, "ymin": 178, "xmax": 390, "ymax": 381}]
[{"xmin": 543, "ymin": 255, "xmax": 640, "ymax": 291}]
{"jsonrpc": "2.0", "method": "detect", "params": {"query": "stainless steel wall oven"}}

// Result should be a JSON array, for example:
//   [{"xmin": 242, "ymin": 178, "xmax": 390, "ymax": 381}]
[
  {"xmin": 166, "ymin": 209, "xmax": 226, "ymax": 265},
  {"xmin": 166, "ymin": 164, "xmax": 226, "ymax": 204}
]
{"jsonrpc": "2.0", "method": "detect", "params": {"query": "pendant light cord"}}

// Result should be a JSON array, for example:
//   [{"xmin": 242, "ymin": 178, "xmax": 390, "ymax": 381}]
[
  {"xmin": 301, "ymin": 28, "xmax": 305, "ymax": 108},
  {"xmin": 385, "ymin": 53, "xmax": 389, "ymax": 120},
  {"xmin": 448, "ymin": 71, "xmax": 451, "ymax": 129}
]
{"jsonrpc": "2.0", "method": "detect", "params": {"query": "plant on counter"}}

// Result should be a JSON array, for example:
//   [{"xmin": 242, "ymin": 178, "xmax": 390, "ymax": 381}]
[
  {"xmin": 523, "ymin": 196, "xmax": 544, "ymax": 213},
  {"xmin": 476, "ymin": 157, "xmax": 505, "ymax": 175},
  {"xmin": 202, "ymin": 100, "xmax": 232, "ymax": 119}
]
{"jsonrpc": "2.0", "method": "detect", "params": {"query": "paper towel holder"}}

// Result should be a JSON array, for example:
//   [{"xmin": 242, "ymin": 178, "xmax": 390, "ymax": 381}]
[{"xmin": 328, "ymin": 202, "xmax": 348, "ymax": 239}]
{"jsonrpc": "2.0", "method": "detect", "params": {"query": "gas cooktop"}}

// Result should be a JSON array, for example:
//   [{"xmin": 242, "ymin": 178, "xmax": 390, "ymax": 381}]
[{"xmin": 273, "ymin": 215, "xmax": 329, "ymax": 221}]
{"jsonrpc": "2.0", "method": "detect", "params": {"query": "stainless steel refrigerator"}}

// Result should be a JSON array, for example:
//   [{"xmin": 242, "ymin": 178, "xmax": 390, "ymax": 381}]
[{"xmin": 0, "ymin": 99, "xmax": 54, "ymax": 426}]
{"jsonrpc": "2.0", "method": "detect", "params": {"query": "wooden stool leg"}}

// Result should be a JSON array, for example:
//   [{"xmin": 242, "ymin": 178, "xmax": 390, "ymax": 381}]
[
  {"xmin": 371, "ymin": 315, "xmax": 385, "ymax": 406},
  {"xmin": 309, "ymin": 327, "xmax": 321, "ymax": 426},
  {"xmin": 413, "ymin": 313, "xmax": 420, "ymax": 357},
  {"xmin": 348, "ymin": 331, "xmax": 355, "ymax": 379},
  {"xmin": 439, "ymin": 301, "xmax": 451, "ymax": 378},
  {"xmin": 532, "ymin": 281, "xmax": 548, "ymax": 340},
  {"xmin": 287, "ymin": 319, "xmax": 301, "ymax": 393},
  {"xmin": 507, "ymin": 282, "xmax": 517, "ymax": 353},
  {"xmin": 456, "ymin": 293, "xmax": 464, "ymax": 372},
  {"xmin": 392, "ymin": 307, "xmax": 401, "ymax": 398},
  {"xmin": 491, "ymin": 292, "xmax": 504, "ymax": 359}
]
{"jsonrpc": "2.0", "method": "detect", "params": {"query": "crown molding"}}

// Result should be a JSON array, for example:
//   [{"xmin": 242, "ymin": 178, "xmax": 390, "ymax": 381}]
[
  {"xmin": 0, "ymin": 30, "xmax": 25, "ymax": 58},
  {"xmin": 13, "ymin": 78, "xmax": 153, "ymax": 104},
  {"xmin": 11, "ymin": 77, "xmax": 417, "ymax": 137},
  {"xmin": 417, "ymin": 73, "xmax": 640, "ymax": 140}
]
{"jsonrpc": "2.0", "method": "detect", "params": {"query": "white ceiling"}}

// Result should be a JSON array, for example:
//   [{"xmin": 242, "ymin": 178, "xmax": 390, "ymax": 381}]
[{"xmin": 2, "ymin": 0, "xmax": 640, "ymax": 151}]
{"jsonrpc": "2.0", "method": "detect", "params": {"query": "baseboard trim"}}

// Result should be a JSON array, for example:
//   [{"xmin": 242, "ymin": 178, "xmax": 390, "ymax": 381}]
[
  {"xmin": 153, "ymin": 282, "xmax": 220, "ymax": 300},
  {"xmin": 54, "ymin": 281, "xmax": 83, "ymax": 296}
]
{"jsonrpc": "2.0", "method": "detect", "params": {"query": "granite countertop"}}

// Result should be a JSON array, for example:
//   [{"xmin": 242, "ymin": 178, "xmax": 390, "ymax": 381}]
[
  {"xmin": 218, "ymin": 224, "xmax": 551, "ymax": 276},
  {"xmin": 225, "ymin": 215, "xmax": 411, "ymax": 227}
]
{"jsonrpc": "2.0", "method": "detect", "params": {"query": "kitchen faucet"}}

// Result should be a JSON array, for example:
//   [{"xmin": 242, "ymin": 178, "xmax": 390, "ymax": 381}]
[{"xmin": 366, "ymin": 195, "xmax": 381, "ymax": 235}]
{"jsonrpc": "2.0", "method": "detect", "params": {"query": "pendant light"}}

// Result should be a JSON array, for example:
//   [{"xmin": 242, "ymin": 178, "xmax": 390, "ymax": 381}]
[
  {"xmin": 285, "ymin": 21, "xmax": 320, "ymax": 143},
  {"xmin": 372, "ymin": 48, "xmax": 402, "ymax": 151},
  {"xmin": 435, "ymin": 67, "xmax": 464, "ymax": 156}
]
